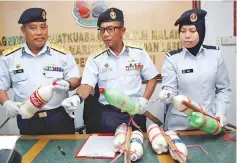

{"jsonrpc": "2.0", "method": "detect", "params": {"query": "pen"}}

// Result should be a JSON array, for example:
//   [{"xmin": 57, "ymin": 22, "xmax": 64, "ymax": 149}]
[{"xmin": 58, "ymin": 145, "xmax": 66, "ymax": 155}]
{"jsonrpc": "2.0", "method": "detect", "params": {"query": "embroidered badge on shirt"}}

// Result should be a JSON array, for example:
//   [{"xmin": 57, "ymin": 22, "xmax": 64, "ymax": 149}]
[
  {"xmin": 128, "ymin": 58, "xmax": 136, "ymax": 62},
  {"xmin": 182, "ymin": 69, "xmax": 193, "ymax": 74},
  {"xmin": 16, "ymin": 64, "xmax": 21, "ymax": 69},
  {"xmin": 44, "ymin": 64, "xmax": 64, "ymax": 72},
  {"xmin": 102, "ymin": 63, "xmax": 112, "ymax": 72}
]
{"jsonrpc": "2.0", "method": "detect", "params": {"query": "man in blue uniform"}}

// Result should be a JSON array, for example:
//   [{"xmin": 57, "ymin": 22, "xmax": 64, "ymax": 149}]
[
  {"xmin": 62, "ymin": 8, "xmax": 158, "ymax": 133},
  {"xmin": 0, "ymin": 8, "xmax": 81, "ymax": 135}
]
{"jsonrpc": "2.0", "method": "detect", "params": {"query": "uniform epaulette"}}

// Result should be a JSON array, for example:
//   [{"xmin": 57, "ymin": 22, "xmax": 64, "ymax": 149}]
[
  {"xmin": 2, "ymin": 44, "xmax": 22, "ymax": 56},
  {"xmin": 125, "ymin": 42, "xmax": 144, "ymax": 50},
  {"xmin": 165, "ymin": 48, "xmax": 182, "ymax": 57},
  {"xmin": 50, "ymin": 43, "xmax": 67, "ymax": 55},
  {"xmin": 203, "ymin": 45, "xmax": 219, "ymax": 50},
  {"xmin": 90, "ymin": 45, "xmax": 109, "ymax": 59}
]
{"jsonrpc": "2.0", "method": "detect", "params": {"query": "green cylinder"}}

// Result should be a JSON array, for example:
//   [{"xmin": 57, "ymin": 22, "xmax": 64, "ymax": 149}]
[
  {"xmin": 101, "ymin": 88, "xmax": 141, "ymax": 115},
  {"xmin": 188, "ymin": 112, "xmax": 223, "ymax": 135}
]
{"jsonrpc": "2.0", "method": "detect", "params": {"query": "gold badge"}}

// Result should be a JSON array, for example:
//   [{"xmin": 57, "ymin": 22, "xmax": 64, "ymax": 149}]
[
  {"xmin": 110, "ymin": 10, "xmax": 116, "ymax": 19},
  {"xmin": 47, "ymin": 46, "xmax": 50, "ymax": 53},
  {"xmin": 128, "ymin": 58, "xmax": 135, "ymax": 62},
  {"xmin": 22, "ymin": 47, "xmax": 25, "ymax": 53},
  {"xmin": 102, "ymin": 63, "xmax": 112, "ymax": 72},
  {"xmin": 104, "ymin": 63, "xmax": 109, "ymax": 68},
  {"xmin": 42, "ymin": 11, "xmax": 46, "ymax": 20},
  {"xmin": 190, "ymin": 13, "xmax": 197, "ymax": 22},
  {"xmin": 16, "ymin": 64, "xmax": 21, "ymax": 69}
]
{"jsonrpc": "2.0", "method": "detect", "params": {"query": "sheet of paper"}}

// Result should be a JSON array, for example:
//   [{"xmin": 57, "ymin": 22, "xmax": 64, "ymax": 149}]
[
  {"xmin": 76, "ymin": 134, "xmax": 115, "ymax": 158},
  {"xmin": 0, "ymin": 136, "xmax": 21, "ymax": 150}
]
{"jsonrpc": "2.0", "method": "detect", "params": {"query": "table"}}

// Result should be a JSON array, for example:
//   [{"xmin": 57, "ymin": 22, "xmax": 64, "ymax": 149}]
[{"xmin": 12, "ymin": 130, "xmax": 236, "ymax": 163}]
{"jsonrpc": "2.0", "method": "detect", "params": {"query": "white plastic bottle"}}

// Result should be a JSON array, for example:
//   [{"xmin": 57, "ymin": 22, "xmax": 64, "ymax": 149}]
[
  {"xmin": 173, "ymin": 95, "xmax": 203, "ymax": 115},
  {"xmin": 18, "ymin": 82, "xmax": 56, "ymax": 119},
  {"xmin": 165, "ymin": 130, "xmax": 188, "ymax": 161},
  {"xmin": 113, "ymin": 123, "xmax": 128, "ymax": 152},
  {"xmin": 148, "ymin": 124, "xmax": 168, "ymax": 154},
  {"xmin": 130, "ymin": 130, "xmax": 144, "ymax": 161}
]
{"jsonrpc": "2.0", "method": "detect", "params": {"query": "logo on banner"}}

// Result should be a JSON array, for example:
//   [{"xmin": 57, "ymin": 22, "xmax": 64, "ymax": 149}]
[{"xmin": 72, "ymin": 0, "xmax": 108, "ymax": 28}]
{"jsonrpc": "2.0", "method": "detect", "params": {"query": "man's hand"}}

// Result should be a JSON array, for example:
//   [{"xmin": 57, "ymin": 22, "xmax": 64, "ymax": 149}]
[
  {"xmin": 3, "ymin": 100, "xmax": 22, "ymax": 118},
  {"xmin": 53, "ymin": 80, "xmax": 71, "ymax": 93},
  {"xmin": 137, "ymin": 97, "xmax": 148, "ymax": 114},
  {"xmin": 158, "ymin": 90, "xmax": 174, "ymax": 103},
  {"xmin": 61, "ymin": 95, "xmax": 82, "ymax": 118}
]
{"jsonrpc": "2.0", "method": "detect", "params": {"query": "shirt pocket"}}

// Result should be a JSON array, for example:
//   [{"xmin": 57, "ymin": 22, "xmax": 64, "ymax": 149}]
[
  {"xmin": 11, "ymin": 72, "xmax": 28, "ymax": 82},
  {"xmin": 44, "ymin": 71, "xmax": 64, "ymax": 79},
  {"xmin": 177, "ymin": 69, "xmax": 198, "ymax": 92},
  {"xmin": 177, "ymin": 70, "xmax": 196, "ymax": 83},
  {"xmin": 99, "ymin": 71, "xmax": 116, "ymax": 80},
  {"xmin": 124, "ymin": 70, "xmax": 140, "ymax": 84},
  {"xmin": 125, "ymin": 69, "xmax": 140, "ymax": 76},
  {"xmin": 98, "ymin": 71, "xmax": 116, "ymax": 88}
]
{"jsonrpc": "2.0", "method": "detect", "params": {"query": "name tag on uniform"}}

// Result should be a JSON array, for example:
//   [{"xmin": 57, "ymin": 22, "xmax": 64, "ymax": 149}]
[
  {"xmin": 182, "ymin": 69, "xmax": 193, "ymax": 74},
  {"xmin": 13, "ymin": 69, "xmax": 24, "ymax": 74}
]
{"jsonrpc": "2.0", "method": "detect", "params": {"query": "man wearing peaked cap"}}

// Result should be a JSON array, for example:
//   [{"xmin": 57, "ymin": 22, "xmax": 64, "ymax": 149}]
[
  {"xmin": 0, "ymin": 8, "xmax": 81, "ymax": 135},
  {"xmin": 158, "ymin": 9, "xmax": 231, "ymax": 132},
  {"xmin": 18, "ymin": 8, "xmax": 47, "ymax": 24},
  {"xmin": 97, "ymin": 7, "xmax": 124, "ymax": 27},
  {"xmin": 62, "ymin": 7, "xmax": 158, "ymax": 133}
]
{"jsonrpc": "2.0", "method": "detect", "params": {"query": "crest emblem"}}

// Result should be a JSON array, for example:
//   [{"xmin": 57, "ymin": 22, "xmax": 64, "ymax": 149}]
[
  {"xmin": 190, "ymin": 13, "xmax": 197, "ymax": 22},
  {"xmin": 110, "ymin": 10, "xmax": 116, "ymax": 19},
  {"xmin": 42, "ymin": 11, "xmax": 46, "ymax": 20},
  {"xmin": 72, "ymin": 0, "xmax": 108, "ymax": 27},
  {"xmin": 102, "ymin": 63, "xmax": 112, "ymax": 72},
  {"xmin": 16, "ymin": 64, "xmax": 21, "ymax": 69}
]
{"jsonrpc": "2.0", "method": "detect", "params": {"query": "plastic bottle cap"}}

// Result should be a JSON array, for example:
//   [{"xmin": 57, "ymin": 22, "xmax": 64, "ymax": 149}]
[
  {"xmin": 131, "ymin": 155, "xmax": 137, "ymax": 161},
  {"xmin": 52, "ymin": 81, "xmax": 57, "ymax": 86},
  {"xmin": 99, "ymin": 88, "xmax": 104, "ymax": 94}
]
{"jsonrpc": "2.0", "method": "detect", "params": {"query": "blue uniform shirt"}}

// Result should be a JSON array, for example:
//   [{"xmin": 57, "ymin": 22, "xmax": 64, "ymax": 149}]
[
  {"xmin": 0, "ymin": 42, "xmax": 80, "ymax": 110},
  {"xmin": 162, "ymin": 45, "xmax": 231, "ymax": 131},
  {"xmin": 81, "ymin": 42, "xmax": 158, "ymax": 104}
]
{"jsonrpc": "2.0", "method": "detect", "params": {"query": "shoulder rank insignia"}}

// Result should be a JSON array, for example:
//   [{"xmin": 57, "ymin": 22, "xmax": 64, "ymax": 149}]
[
  {"xmin": 90, "ymin": 45, "xmax": 109, "ymax": 59},
  {"xmin": 2, "ymin": 44, "xmax": 22, "ymax": 56},
  {"xmin": 125, "ymin": 42, "xmax": 144, "ymax": 51},
  {"xmin": 165, "ymin": 48, "xmax": 182, "ymax": 57},
  {"xmin": 203, "ymin": 45, "xmax": 219, "ymax": 50},
  {"xmin": 50, "ymin": 43, "xmax": 67, "ymax": 55}
]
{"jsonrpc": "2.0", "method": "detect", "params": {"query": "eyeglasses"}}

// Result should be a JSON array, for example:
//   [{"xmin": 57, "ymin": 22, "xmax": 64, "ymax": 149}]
[{"xmin": 97, "ymin": 26, "xmax": 123, "ymax": 34}]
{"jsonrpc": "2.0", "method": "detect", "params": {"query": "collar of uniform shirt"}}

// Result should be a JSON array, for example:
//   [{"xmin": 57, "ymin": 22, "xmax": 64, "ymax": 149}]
[
  {"xmin": 183, "ymin": 45, "xmax": 205, "ymax": 59},
  {"xmin": 21, "ymin": 41, "xmax": 50, "ymax": 57},
  {"xmin": 108, "ymin": 41, "xmax": 128, "ymax": 57}
]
